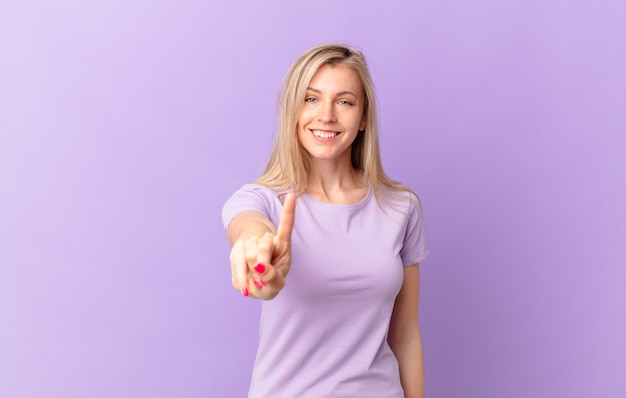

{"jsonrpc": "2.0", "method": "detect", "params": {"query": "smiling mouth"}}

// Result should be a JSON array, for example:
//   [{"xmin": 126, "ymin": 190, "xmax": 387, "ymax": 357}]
[{"xmin": 312, "ymin": 130, "xmax": 339, "ymax": 138}]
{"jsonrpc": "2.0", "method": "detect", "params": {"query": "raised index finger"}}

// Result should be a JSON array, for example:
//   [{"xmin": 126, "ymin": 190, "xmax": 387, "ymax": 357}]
[{"xmin": 275, "ymin": 192, "xmax": 296, "ymax": 243}]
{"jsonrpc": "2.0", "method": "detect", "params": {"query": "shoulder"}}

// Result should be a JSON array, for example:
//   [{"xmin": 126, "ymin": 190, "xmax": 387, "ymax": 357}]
[
  {"xmin": 231, "ymin": 183, "xmax": 283, "ymax": 201},
  {"xmin": 377, "ymin": 184, "xmax": 423, "ymax": 216},
  {"xmin": 224, "ymin": 183, "xmax": 289, "ymax": 209},
  {"xmin": 221, "ymin": 184, "xmax": 285, "ymax": 228},
  {"xmin": 381, "ymin": 186, "xmax": 429, "ymax": 264}
]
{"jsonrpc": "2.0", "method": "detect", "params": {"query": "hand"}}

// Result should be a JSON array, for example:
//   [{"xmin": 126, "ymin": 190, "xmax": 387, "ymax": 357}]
[{"xmin": 230, "ymin": 192, "xmax": 296, "ymax": 299}]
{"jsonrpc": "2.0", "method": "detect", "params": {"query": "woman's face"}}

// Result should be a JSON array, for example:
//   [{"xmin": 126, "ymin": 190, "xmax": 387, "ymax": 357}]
[{"xmin": 297, "ymin": 63, "xmax": 366, "ymax": 164}]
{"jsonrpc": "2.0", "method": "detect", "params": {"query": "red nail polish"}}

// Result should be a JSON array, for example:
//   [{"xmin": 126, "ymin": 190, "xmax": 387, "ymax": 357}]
[
  {"xmin": 254, "ymin": 263, "xmax": 266, "ymax": 273},
  {"xmin": 241, "ymin": 287, "xmax": 249, "ymax": 297},
  {"xmin": 253, "ymin": 279, "xmax": 264, "ymax": 289}
]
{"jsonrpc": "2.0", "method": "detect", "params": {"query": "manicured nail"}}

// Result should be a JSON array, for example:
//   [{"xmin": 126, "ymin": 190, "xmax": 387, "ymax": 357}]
[
  {"xmin": 241, "ymin": 287, "xmax": 249, "ymax": 297},
  {"xmin": 254, "ymin": 263, "xmax": 266, "ymax": 273},
  {"xmin": 253, "ymin": 279, "xmax": 265, "ymax": 289}
]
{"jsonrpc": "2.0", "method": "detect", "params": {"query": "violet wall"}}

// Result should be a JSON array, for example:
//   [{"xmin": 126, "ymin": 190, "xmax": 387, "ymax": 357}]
[{"xmin": 1, "ymin": 1, "xmax": 624, "ymax": 397}]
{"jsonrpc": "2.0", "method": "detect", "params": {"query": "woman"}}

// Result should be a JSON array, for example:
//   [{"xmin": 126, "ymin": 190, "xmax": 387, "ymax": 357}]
[{"xmin": 222, "ymin": 44, "xmax": 429, "ymax": 397}]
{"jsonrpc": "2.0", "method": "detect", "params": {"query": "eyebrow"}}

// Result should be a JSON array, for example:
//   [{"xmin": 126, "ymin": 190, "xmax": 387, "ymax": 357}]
[{"xmin": 306, "ymin": 87, "xmax": 358, "ymax": 97}]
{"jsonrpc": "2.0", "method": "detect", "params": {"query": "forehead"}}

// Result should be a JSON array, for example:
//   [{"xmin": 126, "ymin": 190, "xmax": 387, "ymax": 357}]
[{"xmin": 308, "ymin": 64, "xmax": 363, "ymax": 95}]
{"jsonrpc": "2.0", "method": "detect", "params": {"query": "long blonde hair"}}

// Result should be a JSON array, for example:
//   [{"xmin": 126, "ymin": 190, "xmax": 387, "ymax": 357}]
[{"xmin": 256, "ymin": 43, "xmax": 412, "ymax": 203}]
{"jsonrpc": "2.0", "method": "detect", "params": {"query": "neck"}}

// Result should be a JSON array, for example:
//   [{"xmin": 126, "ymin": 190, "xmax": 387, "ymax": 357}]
[{"xmin": 305, "ymin": 158, "xmax": 367, "ymax": 204}]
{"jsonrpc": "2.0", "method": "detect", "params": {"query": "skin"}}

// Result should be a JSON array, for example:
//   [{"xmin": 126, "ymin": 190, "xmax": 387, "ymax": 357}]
[
  {"xmin": 227, "ymin": 194, "xmax": 295, "ymax": 300},
  {"xmin": 389, "ymin": 264, "xmax": 425, "ymax": 398},
  {"xmin": 227, "ymin": 63, "xmax": 424, "ymax": 397}
]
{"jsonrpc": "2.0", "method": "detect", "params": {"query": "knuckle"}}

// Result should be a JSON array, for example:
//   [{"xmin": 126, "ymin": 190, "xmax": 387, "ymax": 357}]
[
  {"xmin": 257, "ymin": 240, "xmax": 272, "ymax": 252},
  {"xmin": 245, "ymin": 251, "xmax": 257, "ymax": 263},
  {"xmin": 244, "ymin": 236, "xmax": 259, "ymax": 248}
]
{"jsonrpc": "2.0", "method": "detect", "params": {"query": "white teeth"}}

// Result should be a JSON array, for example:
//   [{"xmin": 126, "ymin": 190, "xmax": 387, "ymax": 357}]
[{"xmin": 313, "ymin": 130, "xmax": 337, "ymax": 138}]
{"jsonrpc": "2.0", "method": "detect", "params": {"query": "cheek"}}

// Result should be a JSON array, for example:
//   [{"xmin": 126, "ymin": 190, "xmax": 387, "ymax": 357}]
[
  {"xmin": 298, "ymin": 108, "xmax": 314, "ymax": 125},
  {"xmin": 296, "ymin": 123, "xmax": 308, "ymax": 142},
  {"xmin": 348, "ymin": 111, "xmax": 365, "ymax": 130},
  {"xmin": 359, "ymin": 118, "xmax": 366, "ymax": 131}
]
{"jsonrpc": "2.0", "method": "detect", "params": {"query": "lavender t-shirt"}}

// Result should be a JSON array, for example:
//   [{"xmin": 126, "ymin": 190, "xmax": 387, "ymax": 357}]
[{"xmin": 222, "ymin": 183, "xmax": 428, "ymax": 398}]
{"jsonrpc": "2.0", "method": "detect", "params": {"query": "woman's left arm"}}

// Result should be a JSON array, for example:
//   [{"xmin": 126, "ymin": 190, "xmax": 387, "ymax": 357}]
[{"xmin": 388, "ymin": 263, "xmax": 424, "ymax": 398}]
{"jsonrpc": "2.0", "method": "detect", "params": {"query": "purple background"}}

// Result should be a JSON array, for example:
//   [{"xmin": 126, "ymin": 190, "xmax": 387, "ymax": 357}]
[{"xmin": 1, "ymin": 1, "xmax": 625, "ymax": 397}]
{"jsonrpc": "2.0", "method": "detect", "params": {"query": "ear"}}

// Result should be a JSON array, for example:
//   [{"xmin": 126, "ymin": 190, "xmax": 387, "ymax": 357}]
[{"xmin": 359, "ymin": 116, "xmax": 366, "ymax": 131}]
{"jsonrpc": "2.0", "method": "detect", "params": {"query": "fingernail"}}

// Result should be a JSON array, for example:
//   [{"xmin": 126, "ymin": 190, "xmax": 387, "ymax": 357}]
[
  {"xmin": 254, "ymin": 263, "xmax": 266, "ymax": 273},
  {"xmin": 241, "ymin": 287, "xmax": 249, "ymax": 297},
  {"xmin": 253, "ymin": 279, "xmax": 265, "ymax": 289}
]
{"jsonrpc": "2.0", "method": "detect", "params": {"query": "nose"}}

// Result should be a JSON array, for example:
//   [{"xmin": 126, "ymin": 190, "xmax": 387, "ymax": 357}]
[{"xmin": 318, "ymin": 102, "xmax": 336, "ymax": 123}]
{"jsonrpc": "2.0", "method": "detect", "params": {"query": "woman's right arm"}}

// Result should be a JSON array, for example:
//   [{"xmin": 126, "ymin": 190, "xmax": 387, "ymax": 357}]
[{"xmin": 227, "ymin": 193, "xmax": 296, "ymax": 300}]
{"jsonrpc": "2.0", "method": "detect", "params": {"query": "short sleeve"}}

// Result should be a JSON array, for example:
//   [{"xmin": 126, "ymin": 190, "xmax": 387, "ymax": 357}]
[
  {"xmin": 399, "ymin": 194, "xmax": 429, "ymax": 266},
  {"xmin": 221, "ymin": 184, "xmax": 281, "ymax": 231}
]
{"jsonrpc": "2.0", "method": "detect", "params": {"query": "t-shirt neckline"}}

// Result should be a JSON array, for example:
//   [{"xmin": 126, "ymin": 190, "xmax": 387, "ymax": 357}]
[{"xmin": 302, "ymin": 184, "xmax": 372, "ymax": 210}]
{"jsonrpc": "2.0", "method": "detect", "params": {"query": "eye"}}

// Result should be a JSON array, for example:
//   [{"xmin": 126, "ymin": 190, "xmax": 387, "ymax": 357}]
[
  {"xmin": 305, "ymin": 97, "xmax": 318, "ymax": 103},
  {"xmin": 338, "ymin": 100, "xmax": 353, "ymax": 106}
]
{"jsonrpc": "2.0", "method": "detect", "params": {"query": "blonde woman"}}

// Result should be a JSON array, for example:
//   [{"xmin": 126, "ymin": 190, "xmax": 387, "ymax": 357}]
[{"xmin": 222, "ymin": 44, "xmax": 429, "ymax": 398}]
